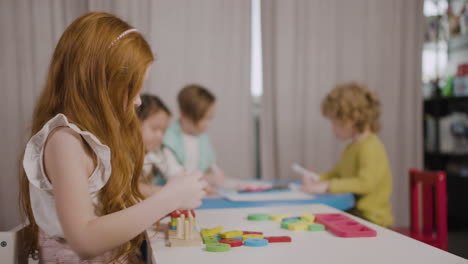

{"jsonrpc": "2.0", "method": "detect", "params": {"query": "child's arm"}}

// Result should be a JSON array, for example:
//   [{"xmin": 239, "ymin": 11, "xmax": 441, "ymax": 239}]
[
  {"xmin": 44, "ymin": 128, "xmax": 205, "ymax": 259},
  {"xmin": 296, "ymin": 163, "xmax": 334, "ymax": 193},
  {"xmin": 292, "ymin": 163, "xmax": 338, "ymax": 182},
  {"xmin": 300, "ymin": 180, "xmax": 329, "ymax": 193},
  {"xmin": 162, "ymin": 147, "xmax": 184, "ymax": 178},
  {"xmin": 327, "ymin": 147, "xmax": 382, "ymax": 194},
  {"xmin": 320, "ymin": 166, "xmax": 339, "ymax": 181},
  {"xmin": 140, "ymin": 153, "xmax": 163, "ymax": 197},
  {"xmin": 138, "ymin": 182, "xmax": 162, "ymax": 197}
]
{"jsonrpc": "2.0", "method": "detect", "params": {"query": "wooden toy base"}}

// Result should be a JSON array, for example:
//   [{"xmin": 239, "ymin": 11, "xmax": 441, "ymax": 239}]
[{"xmin": 167, "ymin": 229, "xmax": 202, "ymax": 247}]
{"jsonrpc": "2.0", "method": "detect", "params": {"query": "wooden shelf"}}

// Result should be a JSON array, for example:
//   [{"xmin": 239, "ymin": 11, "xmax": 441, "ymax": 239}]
[
  {"xmin": 424, "ymin": 96, "xmax": 468, "ymax": 116},
  {"xmin": 425, "ymin": 151, "xmax": 468, "ymax": 159},
  {"xmin": 424, "ymin": 95, "xmax": 468, "ymax": 104},
  {"xmin": 424, "ymin": 152, "xmax": 468, "ymax": 171},
  {"xmin": 448, "ymin": 35, "xmax": 468, "ymax": 52}
]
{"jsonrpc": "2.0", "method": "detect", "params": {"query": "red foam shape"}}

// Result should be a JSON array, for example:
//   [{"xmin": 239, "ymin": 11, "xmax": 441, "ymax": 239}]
[
  {"xmin": 243, "ymin": 231, "xmax": 263, "ymax": 235},
  {"xmin": 315, "ymin": 213, "xmax": 376, "ymax": 238},
  {"xmin": 219, "ymin": 238, "xmax": 243, "ymax": 247},
  {"xmin": 264, "ymin": 236, "xmax": 292, "ymax": 243},
  {"xmin": 170, "ymin": 209, "xmax": 196, "ymax": 218}
]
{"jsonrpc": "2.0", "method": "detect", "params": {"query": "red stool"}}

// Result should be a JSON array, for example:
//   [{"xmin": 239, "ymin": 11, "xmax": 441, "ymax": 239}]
[{"xmin": 396, "ymin": 169, "xmax": 448, "ymax": 251}]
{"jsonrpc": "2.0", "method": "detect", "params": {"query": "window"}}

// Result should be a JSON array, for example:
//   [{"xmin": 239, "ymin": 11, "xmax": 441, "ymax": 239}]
[{"xmin": 251, "ymin": 0, "xmax": 263, "ymax": 178}]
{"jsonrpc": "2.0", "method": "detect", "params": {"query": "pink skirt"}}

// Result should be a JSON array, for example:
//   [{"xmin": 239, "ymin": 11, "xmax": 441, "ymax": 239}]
[{"xmin": 38, "ymin": 230, "xmax": 130, "ymax": 264}]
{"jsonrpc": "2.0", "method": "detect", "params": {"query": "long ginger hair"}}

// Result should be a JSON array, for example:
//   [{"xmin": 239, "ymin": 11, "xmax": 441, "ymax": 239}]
[{"xmin": 19, "ymin": 12, "xmax": 154, "ymax": 261}]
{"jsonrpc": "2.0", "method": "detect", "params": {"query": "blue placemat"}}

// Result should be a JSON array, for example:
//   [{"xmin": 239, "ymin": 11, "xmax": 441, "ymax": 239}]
[{"xmin": 199, "ymin": 193, "xmax": 355, "ymax": 211}]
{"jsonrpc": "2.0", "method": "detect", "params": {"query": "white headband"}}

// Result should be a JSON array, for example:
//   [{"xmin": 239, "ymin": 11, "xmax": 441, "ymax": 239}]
[{"xmin": 109, "ymin": 28, "xmax": 138, "ymax": 48}]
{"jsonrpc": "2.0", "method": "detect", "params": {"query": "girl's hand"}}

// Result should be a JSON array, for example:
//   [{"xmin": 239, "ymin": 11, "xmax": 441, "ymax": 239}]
[
  {"xmin": 205, "ymin": 171, "xmax": 225, "ymax": 186},
  {"xmin": 204, "ymin": 185, "xmax": 218, "ymax": 195},
  {"xmin": 206, "ymin": 165, "xmax": 225, "ymax": 186},
  {"xmin": 163, "ymin": 170, "xmax": 207, "ymax": 209}
]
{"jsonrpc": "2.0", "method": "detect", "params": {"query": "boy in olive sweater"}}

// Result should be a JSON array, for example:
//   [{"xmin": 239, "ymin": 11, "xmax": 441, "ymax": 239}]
[{"xmin": 301, "ymin": 82, "xmax": 393, "ymax": 227}]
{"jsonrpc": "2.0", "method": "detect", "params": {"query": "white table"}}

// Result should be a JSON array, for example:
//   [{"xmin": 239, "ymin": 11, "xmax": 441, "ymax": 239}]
[{"xmin": 150, "ymin": 204, "xmax": 468, "ymax": 264}]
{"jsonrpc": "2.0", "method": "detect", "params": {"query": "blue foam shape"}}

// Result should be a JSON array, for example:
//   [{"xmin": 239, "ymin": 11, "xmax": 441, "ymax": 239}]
[
  {"xmin": 171, "ymin": 226, "xmax": 177, "ymax": 230},
  {"xmin": 231, "ymin": 236, "xmax": 243, "ymax": 240},
  {"xmin": 244, "ymin": 238, "xmax": 268, "ymax": 247},
  {"xmin": 282, "ymin": 216, "xmax": 301, "ymax": 222}
]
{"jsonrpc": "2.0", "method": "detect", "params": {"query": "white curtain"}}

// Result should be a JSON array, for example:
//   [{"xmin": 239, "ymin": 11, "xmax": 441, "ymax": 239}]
[
  {"xmin": 0, "ymin": 0, "xmax": 253, "ymax": 230},
  {"xmin": 0, "ymin": 0, "xmax": 88, "ymax": 231},
  {"xmin": 261, "ymin": 0, "xmax": 424, "ymax": 227}
]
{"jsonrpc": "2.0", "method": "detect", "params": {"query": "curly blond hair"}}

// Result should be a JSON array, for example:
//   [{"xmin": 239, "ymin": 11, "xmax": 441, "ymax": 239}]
[{"xmin": 321, "ymin": 82, "xmax": 381, "ymax": 133}]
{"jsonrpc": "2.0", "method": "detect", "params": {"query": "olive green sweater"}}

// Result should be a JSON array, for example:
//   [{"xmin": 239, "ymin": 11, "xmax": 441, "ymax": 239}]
[{"xmin": 321, "ymin": 134, "xmax": 394, "ymax": 227}]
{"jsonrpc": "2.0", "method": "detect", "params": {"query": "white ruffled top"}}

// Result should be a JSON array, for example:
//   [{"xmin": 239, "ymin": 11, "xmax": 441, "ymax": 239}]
[{"xmin": 23, "ymin": 113, "xmax": 112, "ymax": 238}]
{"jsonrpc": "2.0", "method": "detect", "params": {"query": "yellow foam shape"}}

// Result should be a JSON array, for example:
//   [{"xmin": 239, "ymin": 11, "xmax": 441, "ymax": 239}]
[
  {"xmin": 201, "ymin": 226, "xmax": 223, "ymax": 237},
  {"xmin": 300, "ymin": 212, "xmax": 315, "ymax": 223},
  {"xmin": 288, "ymin": 222, "xmax": 309, "ymax": 231},
  {"xmin": 219, "ymin": 231, "xmax": 243, "ymax": 238},
  {"xmin": 242, "ymin": 234, "xmax": 264, "ymax": 240},
  {"xmin": 269, "ymin": 214, "xmax": 292, "ymax": 221}
]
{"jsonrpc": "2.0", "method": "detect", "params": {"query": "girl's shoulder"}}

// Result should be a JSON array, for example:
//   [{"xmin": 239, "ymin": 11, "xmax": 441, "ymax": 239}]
[
  {"xmin": 24, "ymin": 114, "xmax": 112, "ymax": 192},
  {"xmin": 46, "ymin": 126, "xmax": 85, "ymax": 152},
  {"xmin": 44, "ymin": 125, "xmax": 95, "ymax": 176},
  {"xmin": 37, "ymin": 114, "xmax": 104, "ymax": 163}
]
